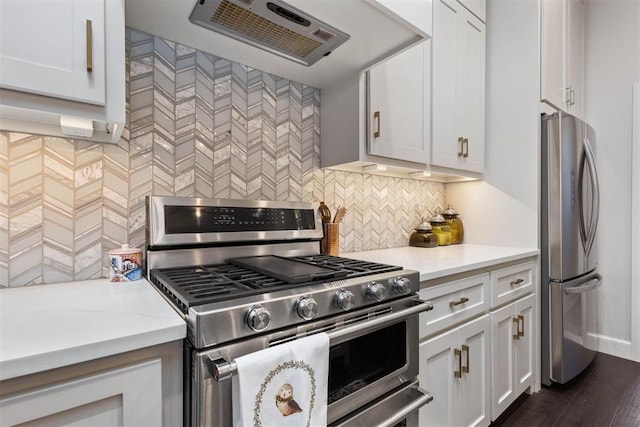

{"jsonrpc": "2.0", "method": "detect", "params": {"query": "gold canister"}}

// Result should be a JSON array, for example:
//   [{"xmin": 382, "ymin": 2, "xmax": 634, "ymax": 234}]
[
  {"xmin": 429, "ymin": 213, "xmax": 452, "ymax": 246},
  {"xmin": 443, "ymin": 203, "xmax": 464, "ymax": 244},
  {"xmin": 409, "ymin": 218, "xmax": 438, "ymax": 248},
  {"xmin": 321, "ymin": 223, "xmax": 340, "ymax": 256}
]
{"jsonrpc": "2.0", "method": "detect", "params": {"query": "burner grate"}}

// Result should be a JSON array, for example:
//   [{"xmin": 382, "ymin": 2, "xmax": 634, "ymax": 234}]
[
  {"xmin": 149, "ymin": 255, "xmax": 402, "ymax": 313},
  {"xmin": 150, "ymin": 264, "xmax": 293, "ymax": 313}
]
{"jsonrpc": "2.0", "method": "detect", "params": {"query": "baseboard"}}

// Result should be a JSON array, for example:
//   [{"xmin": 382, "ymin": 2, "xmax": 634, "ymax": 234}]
[{"xmin": 586, "ymin": 332, "xmax": 635, "ymax": 361}]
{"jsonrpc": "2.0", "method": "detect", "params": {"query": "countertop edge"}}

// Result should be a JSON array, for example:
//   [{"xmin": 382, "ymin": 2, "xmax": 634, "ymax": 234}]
[
  {"xmin": 0, "ymin": 324, "xmax": 186, "ymax": 381},
  {"xmin": 0, "ymin": 279, "xmax": 187, "ymax": 382},
  {"xmin": 418, "ymin": 249, "xmax": 539, "ymax": 281}
]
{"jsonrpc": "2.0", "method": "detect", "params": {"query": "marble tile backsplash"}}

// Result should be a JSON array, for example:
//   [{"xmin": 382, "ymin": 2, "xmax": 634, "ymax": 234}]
[{"xmin": 0, "ymin": 29, "xmax": 445, "ymax": 287}]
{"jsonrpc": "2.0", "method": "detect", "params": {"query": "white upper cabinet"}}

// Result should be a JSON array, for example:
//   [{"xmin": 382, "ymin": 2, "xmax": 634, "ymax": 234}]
[
  {"xmin": 320, "ymin": 41, "xmax": 436, "ymax": 179},
  {"xmin": 0, "ymin": 0, "xmax": 106, "ymax": 105},
  {"xmin": 431, "ymin": 0, "xmax": 486, "ymax": 174},
  {"xmin": 0, "ymin": 0, "xmax": 125, "ymax": 143},
  {"xmin": 541, "ymin": 0, "xmax": 584, "ymax": 117},
  {"xmin": 368, "ymin": 42, "xmax": 430, "ymax": 164}
]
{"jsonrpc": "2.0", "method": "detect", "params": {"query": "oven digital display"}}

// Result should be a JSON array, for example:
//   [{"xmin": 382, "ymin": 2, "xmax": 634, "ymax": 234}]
[{"xmin": 164, "ymin": 206, "xmax": 316, "ymax": 233}]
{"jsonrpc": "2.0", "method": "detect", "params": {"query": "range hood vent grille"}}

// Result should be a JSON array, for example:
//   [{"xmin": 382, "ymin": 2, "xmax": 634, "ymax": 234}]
[
  {"xmin": 211, "ymin": 0, "xmax": 321, "ymax": 58},
  {"xmin": 190, "ymin": 0, "xmax": 350, "ymax": 66}
]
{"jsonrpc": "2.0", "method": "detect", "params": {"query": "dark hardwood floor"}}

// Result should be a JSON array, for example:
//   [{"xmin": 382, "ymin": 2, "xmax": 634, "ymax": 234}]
[{"xmin": 492, "ymin": 353, "xmax": 640, "ymax": 427}]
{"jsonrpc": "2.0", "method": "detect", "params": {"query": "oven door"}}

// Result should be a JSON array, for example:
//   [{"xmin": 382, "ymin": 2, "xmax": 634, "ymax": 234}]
[{"xmin": 191, "ymin": 297, "xmax": 433, "ymax": 426}]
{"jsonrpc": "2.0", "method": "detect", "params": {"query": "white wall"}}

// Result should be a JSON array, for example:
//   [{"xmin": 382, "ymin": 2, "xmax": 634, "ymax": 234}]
[
  {"xmin": 583, "ymin": 0, "xmax": 640, "ymax": 360},
  {"xmin": 446, "ymin": 0, "xmax": 540, "ymax": 250}
]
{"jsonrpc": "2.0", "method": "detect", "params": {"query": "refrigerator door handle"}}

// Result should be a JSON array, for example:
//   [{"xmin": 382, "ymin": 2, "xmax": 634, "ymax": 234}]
[
  {"xmin": 580, "ymin": 136, "xmax": 600, "ymax": 256},
  {"xmin": 563, "ymin": 273, "xmax": 602, "ymax": 295}
]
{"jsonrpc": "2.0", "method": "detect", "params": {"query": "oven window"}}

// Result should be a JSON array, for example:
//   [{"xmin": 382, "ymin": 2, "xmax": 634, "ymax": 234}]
[{"xmin": 327, "ymin": 322, "xmax": 406, "ymax": 404}]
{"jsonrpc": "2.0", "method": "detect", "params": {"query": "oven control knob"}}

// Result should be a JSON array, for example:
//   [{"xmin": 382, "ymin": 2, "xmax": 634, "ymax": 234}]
[
  {"xmin": 335, "ymin": 289, "xmax": 355, "ymax": 311},
  {"xmin": 366, "ymin": 282, "xmax": 386, "ymax": 302},
  {"xmin": 392, "ymin": 277, "xmax": 412, "ymax": 295},
  {"xmin": 296, "ymin": 297, "xmax": 319, "ymax": 320},
  {"xmin": 246, "ymin": 305, "xmax": 271, "ymax": 332}
]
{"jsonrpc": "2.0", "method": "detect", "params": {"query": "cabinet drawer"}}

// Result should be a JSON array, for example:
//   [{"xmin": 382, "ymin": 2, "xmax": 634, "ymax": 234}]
[
  {"xmin": 490, "ymin": 260, "xmax": 535, "ymax": 308},
  {"xmin": 418, "ymin": 273, "xmax": 490, "ymax": 339}
]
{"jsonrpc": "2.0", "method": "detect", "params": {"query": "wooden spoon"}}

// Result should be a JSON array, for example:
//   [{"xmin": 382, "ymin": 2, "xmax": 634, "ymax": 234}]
[
  {"xmin": 319, "ymin": 201, "xmax": 332, "ymax": 224},
  {"xmin": 333, "ymin": 206, "xmax": 347, "ymax": 223}
]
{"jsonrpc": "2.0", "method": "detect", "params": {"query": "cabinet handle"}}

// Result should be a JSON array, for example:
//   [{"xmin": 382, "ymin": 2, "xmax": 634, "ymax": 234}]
[
  {"xmin": 86, "ymin": 19, "xmax": 93, "ymax": 72},
  {"xmin": 513, "ymin": 317, "xmax": 520, "ymax": 340},
  {"xmin": 463, "ymin": 138, "xmax": 469, "ymax": 158},
  {"xmin": 454, "ymin": 348, "xmax": 462, "ymax": 378},
  {"xmin": 510, "ymin": 278, "xmax": 524, "ymax": 286},
  {"xmin": 374, "ymin": 111, "xmax": 381, "ymax": 138},
  {"xmin": 518, "ymin": 315, "xmax": 525, "ymax": 337},
  {"xmin": 458, "ymin": 137, "xmax": 464, "ymax": 157},
  {"xmin": 461, "ymin": 344, "xmax": 470, "ymax": 374},
  {"xmin": 449, "ymin": 297, "xmax": 469, "ymax": 308},
  {"xmin": 565, "ymin": 86, "xmax": 576, "ymax": 106}
]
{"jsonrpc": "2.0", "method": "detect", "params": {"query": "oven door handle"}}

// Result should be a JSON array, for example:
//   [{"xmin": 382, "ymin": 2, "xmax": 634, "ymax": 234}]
[
  {"xmin": 209, "ymin": 299, "xmax": 434, "ymax": 382},
  {"xmin": 373, "ymin": 388, "xmax": 433, "ymax": 427},
  {"xmin": 328, "ymin": 380, "xmax": 433, "ymax": 427}
]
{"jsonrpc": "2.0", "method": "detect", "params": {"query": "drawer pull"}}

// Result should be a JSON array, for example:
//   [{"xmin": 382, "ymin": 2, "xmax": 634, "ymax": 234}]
[
  {"xmin": 449, "ymin": 297, "xmax": 469, "ymax": 308},
  {"xmin": 454, "ymin": 348, "xmax": 462, "ymax": 378},
  {"xmin": 462, "ymin": 344, "xmax": 470, "ymax": 374},
  {"xmin": 510, "ymin": 278, "xmax": 525, "ymax": 286},
  {"xmin": 513, "ymin": 317, "xmax": 520, "ymax": 340}
]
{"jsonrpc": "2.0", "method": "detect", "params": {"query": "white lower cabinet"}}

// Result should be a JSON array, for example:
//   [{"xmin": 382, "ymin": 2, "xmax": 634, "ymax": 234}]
[
  {"xmin": 418, "ymin": 258, "xmax": 538, "ymax": 425},
  {"xmin": 419, "ymin": 314, "xmax": 491, "ymax": 427},
  {"xmin": 490, "ymin": 293, "xmax": 535, "ymax": 418},
  {"xmin": 0, "ymin": 341, "xmax": 182, "ymax": 427},
  {"xmin": 0, "ymin": 359, "xmax": 162, "ymax": 427}
]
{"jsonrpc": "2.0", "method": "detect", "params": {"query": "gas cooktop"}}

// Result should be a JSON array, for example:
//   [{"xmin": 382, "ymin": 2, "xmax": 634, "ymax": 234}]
[{"xmin": 149, "ymin": 255, "xmax": 402, "ymax": 314}]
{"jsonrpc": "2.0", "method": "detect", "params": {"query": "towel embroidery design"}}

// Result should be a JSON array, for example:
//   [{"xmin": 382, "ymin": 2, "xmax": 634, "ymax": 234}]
[
  {"xmin": 253, "ymin": 360, "xmax": 317, "ymax": 427},
  {"xmin": 275, "ymin": 384, "xmax": 303, "ymax": 416}
]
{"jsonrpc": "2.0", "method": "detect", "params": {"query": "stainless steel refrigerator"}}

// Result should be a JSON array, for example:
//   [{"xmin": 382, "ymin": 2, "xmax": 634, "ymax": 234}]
[{"xmin": 541, "ymin": 112, "xmax": 602, "ymax": 386}]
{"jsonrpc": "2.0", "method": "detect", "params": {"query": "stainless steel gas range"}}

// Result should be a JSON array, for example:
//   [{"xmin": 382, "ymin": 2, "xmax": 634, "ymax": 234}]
[{"xmin": 145, "ymin": 196, "xmax": 434, "ymax": 426}]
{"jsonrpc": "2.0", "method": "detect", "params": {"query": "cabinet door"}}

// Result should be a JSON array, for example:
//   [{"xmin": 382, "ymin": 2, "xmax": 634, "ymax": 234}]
[
  {"xmin": 432, "ymin": 0, "xmax": 485, "ymax": 173},
  {"xmin": 515, "ymin": 294, "xmax": 535, "ymax": 395},
  {"xmin": 459, "ymin": 314, "xmax": 491, "ymax": 427},
  {"xmin": 540, "ymin": 0, "xmax": 565, "ymax": 109},
  {"xmin": 0, "ymin": 358, "xmax": 162, "ymax": 427},
  {"xmin": 490, "ymin": 303, "xmax": 517, "ymax": 417},
  {"xmin": 566, "ymin": 0, "xmax": 583, "ymax": 116},
  {"xmin": 368, "ymin": 42, "xmax": 429, "ymax": 164},
  {"xmin": 432, "ymin": 0, "xmax": 460, "ymax": 168},
  {"xmin": 0, "ymin": 0, "xmax": 106, "ymax": 105},
  {"xmin": 490, "ymin": 293, "xmax": 536, "ymax": 420},
  {"xmin": 419, "ymin": 328, "xmax": 459, "ymax": 427},
  {"xmin": 456, "ymin": 9, "xmax": 485, "ymax": 173}
]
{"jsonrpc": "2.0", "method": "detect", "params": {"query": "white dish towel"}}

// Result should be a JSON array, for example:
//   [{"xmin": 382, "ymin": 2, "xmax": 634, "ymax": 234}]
[{"xmin": 232, "ymin": 332, "xmax": 329, "ymax": 427}]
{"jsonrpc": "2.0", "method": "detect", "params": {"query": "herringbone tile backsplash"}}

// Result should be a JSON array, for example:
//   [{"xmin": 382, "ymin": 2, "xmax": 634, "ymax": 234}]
[{"xmin": 0, "ymin": 29, "xmax": 445, "ymax": 287}]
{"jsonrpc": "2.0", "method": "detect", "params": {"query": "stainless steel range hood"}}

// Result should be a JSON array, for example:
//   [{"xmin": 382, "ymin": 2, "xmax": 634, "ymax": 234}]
[{"xmin": 126, "ymin": 0, "xmax": 430, "ymax": 88}]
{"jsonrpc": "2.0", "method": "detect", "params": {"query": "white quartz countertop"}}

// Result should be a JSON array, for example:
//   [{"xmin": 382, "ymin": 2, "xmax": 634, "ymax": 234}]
[
  {"xmin": 0, "ymin": 279, "xmax": 186, "ymax": 381},
  {"xmin": 345, "ymin": 244, "xmax": 539, "ymax": 282}
]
